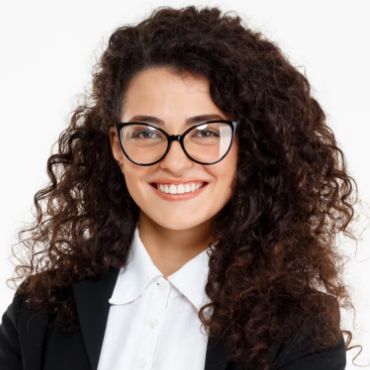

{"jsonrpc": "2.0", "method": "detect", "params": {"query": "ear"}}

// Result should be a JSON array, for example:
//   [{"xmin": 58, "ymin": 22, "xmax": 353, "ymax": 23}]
[{"xmin": 108, "ymin": 126, "xmax": 124, "ymax": 170}]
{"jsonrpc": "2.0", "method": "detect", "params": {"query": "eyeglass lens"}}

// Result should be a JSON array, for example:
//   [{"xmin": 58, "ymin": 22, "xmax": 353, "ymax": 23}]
[{"xmin": 119, "ymin": 122, "xmax": 233, "ymax": 164}]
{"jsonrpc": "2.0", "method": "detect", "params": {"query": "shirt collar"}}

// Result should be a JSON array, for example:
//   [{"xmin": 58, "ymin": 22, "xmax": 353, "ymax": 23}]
[{"xmin": 109, "ymin": 223, "xmax": 212, "ymax": 312}]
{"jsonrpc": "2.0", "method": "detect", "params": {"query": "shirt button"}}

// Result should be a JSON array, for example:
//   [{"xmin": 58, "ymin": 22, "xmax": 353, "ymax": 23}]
[{"xmin": 149, "ymin": 318, "xmax": 159, "ymax": 328}]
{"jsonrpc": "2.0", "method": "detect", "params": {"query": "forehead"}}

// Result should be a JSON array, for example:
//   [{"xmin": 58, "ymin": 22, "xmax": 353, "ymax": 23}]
[
  {"xmin": 125, "ymin": 66, "xmax": 209, "ymax": 91},
  {"xmin": 120, "ymin": 67, "xmax": 223, "ymax": 118}
]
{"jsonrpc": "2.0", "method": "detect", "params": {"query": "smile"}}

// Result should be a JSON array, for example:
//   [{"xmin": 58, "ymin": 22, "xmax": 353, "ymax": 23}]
[
  {"xmin": 155, "ymin": 182, "xmax": 203, "ymax": 194},
  {"xmin": 149, "ymin": 182, "xmax": 209, "ymax": 201}
]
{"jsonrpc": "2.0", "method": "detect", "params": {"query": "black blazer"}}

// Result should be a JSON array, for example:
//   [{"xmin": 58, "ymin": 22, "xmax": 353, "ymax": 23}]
[{"xmin": 0, "ymin": 267, "xmax": 346, "ymax": 370}]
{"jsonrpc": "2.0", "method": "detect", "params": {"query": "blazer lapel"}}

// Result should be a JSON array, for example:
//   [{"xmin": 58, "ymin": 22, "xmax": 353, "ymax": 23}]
[
  {"xmin": 204, "ymin": 335, "xmax": 230, "ymax": 370},
  {"xmin": 72, "ymin": 266, "xmax": 231, "ymax": 370},
  {"xmin": 18, "ymin": 300, "xmax": 48, "ymax": 370},
  {"xmin": 72, "ymin": 266, "xmax": 119, "ymax": 370}
]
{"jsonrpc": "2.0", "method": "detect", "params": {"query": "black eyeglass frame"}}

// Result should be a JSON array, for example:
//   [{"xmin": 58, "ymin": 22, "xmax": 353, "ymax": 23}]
[{"xmin": 114, "ymin": 119, "xmax": 239, "ymax": 166}]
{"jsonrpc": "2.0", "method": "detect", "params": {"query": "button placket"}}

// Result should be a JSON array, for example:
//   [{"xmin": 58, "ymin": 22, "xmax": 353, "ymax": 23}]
[
  {"xmin": 148, "ymin": 277, "xmax": 170, "ymax": 329},
  {"xmin": 134, "ymin": 278, "xmax": 167, "ymax": 369}
]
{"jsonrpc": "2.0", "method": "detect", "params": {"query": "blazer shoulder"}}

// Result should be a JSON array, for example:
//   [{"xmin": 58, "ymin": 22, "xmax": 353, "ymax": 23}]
[
  {"xmin": 272, "ymin": 294, "xmax": 346, "ymax": 370},
  {"xmin": 1, "ymin": 291, "xmax": 29, "ymax": 337},
  {"xmin": 0, "ymin": 292, "xmax": 28, "ymax": 369},
  {"xmin": 1, "ymin": 289, "xmax": 50, "ymax": 370}
]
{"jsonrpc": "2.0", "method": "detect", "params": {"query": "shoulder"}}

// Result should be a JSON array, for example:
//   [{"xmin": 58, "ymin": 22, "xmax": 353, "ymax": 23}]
[
  {"xmin": 272, "ymin": 293, "xmax": 346, "ymax": 370},
  {"xmin": 273, "ymin": 331, "xmax": 346, "ymax": 370},
  {"xmin": 1, "ymin": 290, "xmax": 49, "ymax": 333},
  {"xmin": 0, "ymin": 292, "xmax": 29, "ymax": 367},
  {"xmin": 0, "ymin": 291, "xmax": 30, "ymax": 334}
]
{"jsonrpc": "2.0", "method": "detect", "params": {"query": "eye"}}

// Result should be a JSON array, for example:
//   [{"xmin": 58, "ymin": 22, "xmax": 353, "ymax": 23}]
[
  {"xmin": 197, "ymin": 130, "xmax": 219, "ymax": 137},
  {"xmin": 132, "ymin": 130, "xmax": 155, "ymax": 138},
  {"xmin": 130, "ymin": 128, "xmax": 162, "ymax": 139},
  {"xmin": 192, "ymin": 128, "xmax": 220, "ymax": 138}
]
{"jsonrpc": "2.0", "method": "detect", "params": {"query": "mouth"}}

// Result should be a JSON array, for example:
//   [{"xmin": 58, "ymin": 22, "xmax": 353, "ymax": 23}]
[
  {"xmin": 149, "ymin": 181, "xmax": 209, "ymax": 189},
  {"xmin": 149, "ymin": 181, "xmax": 209, "ymax": 201}
]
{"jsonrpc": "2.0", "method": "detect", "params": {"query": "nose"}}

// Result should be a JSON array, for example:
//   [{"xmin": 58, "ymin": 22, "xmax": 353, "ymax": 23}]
[{"xmin": 158, "ymin": 139, "xmax": 193, "ymax": 171}]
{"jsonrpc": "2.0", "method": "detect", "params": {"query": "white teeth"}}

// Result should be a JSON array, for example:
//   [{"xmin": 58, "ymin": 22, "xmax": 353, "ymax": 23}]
[
  {"xmin": 157, "ymin": 182, "xmax": 204, "ymax": 194},
  {"xmin": 170, "ymin": 184, "xmax": 181, "ymax": 194}
]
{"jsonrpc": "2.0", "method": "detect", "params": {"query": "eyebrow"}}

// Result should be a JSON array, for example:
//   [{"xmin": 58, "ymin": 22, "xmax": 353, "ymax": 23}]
[{"xmin": 127, "ymin": 114, "xmax": 226, "ymax": 126}]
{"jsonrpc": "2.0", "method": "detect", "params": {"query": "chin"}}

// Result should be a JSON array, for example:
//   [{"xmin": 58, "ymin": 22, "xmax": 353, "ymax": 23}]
[{"xmin": 143, "ymin": 212, "xmax": 214, "ymax": 231}]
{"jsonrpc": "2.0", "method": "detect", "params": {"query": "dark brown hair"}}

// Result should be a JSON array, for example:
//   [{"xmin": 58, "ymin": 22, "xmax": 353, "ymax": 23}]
[{"xmin": 9, "ymin": 5, "xmax": 361, "ymax": 369}]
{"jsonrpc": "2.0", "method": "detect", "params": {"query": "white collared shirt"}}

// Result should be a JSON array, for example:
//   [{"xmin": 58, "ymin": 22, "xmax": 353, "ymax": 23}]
[{"xmin": 97, "ymin": 224, "xmax": 214, "ymax": 370}]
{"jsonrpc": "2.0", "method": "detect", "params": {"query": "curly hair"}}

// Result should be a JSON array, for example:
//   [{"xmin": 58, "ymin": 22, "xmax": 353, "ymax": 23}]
[{"xmin": 8, "ymin": 5, "xmax": 361, "ymax": 369}]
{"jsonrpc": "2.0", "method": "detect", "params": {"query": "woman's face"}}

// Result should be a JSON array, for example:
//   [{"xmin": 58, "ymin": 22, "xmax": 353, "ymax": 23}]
[{"xmin": 109, "ymin": 66, "xmax": 238, "ymax": 232}]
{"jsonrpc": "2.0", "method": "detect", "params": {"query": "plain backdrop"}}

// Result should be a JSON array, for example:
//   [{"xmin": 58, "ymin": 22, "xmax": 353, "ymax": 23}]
[{"xmin": 0, "ymin": 0, "xmax": 369, "ymax": 368}]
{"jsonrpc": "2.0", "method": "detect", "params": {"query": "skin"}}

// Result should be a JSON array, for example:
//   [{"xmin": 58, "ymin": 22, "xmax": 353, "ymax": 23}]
[{"xmin": 109, "ymin": 66, "xmax": 238, "ymax": 278}]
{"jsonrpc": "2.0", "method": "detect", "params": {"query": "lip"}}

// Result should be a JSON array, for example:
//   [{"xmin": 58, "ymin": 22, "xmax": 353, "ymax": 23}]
[
  {"xmin": 150, "ymin": 182, "xmax": 209, "ymax": 201},
  {"xmin": 150, "ymin": 178, "xmax": 209, "ymax": 185}
]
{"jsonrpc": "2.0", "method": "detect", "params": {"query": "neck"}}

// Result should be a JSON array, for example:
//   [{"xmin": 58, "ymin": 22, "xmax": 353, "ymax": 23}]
[{"xmin": 137, "ymin": 212, "xmax": 215, "ymax": 278}]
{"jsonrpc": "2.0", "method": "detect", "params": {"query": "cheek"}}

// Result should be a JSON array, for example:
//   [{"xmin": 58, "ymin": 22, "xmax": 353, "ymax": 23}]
[
  {"xmin": 215, "ymin": 155, "xmax": 238, "ymax": 194},
  {"xmin": 217, "ymin": 146, "xmax": 238, "ymax": 179},
  {"xmin": 120, "ymin": 163, "xmax": 147, "ymax": 191},
  {"xmin": 211, "ymin": 161, "xmax": 237, "ymax": 194}
]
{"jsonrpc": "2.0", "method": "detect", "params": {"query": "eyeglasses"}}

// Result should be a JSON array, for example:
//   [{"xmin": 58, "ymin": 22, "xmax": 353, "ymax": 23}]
[{"xmin": 114, "ymin": 119, "xmax": 239, "ymax": 166}]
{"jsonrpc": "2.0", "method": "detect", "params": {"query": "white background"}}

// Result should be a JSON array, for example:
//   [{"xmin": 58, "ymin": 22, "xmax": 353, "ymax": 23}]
[{"xmin": 0, "ymin": 0, "xmax": 369, "ymax": 368}]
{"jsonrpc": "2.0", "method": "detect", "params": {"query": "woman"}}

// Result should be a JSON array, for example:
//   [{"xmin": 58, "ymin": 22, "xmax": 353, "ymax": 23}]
[{"xmin": 0, "ymin": 5, "xmax": 359, "ymax": 370}]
